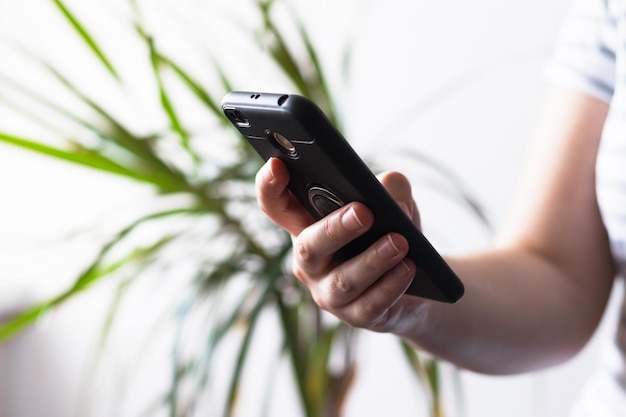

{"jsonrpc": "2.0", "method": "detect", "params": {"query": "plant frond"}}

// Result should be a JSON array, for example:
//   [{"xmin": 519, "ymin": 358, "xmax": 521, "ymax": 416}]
[{"xmin": 51, "ymin": 0, "xmax": 121, "ymax": 81}]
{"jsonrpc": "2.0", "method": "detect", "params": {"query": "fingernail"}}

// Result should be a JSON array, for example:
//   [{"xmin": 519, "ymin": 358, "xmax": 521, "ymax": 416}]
[
  {"xmin": 377, "ymin": 235, "xmax": 401, "ymax": 258},
  {"xmin": 341, "ymin": 206, "xmax": 364, "ymax": 231}
]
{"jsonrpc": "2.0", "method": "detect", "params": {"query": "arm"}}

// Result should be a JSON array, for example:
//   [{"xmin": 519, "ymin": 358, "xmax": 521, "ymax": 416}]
[
  {"xmin": 413, "ymin": 85, "xmax": 615, "ymax": 373},
  {"xmin": 255, "ymin": 85, "xmax": 616, "ymax": 375}
]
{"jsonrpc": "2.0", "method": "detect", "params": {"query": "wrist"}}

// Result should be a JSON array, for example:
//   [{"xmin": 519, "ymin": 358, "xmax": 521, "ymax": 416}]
[{"xmin": 389, "ymin": 296, "xmax": 436, "ymax": 344}]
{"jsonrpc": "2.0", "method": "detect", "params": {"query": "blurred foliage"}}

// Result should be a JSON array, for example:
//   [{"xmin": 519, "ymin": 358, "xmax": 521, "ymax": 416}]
[{"xmin": 0, "ymin": 0, "xmax": 488, "ymax": 416}]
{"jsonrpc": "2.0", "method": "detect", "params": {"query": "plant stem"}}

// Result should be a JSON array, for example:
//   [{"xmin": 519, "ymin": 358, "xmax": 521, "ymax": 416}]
[{"xmin": 274, "ymin": 291, "xmax": 316, "ymax": 417}]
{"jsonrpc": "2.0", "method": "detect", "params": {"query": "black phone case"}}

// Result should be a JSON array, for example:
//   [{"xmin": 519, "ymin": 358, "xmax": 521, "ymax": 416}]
[{"xmin": 222, "ymin": 91, "xmax": 464, "ymax": 303}]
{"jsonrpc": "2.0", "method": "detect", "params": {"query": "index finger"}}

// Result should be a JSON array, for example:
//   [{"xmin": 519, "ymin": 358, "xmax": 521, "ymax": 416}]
[{"xmin": 293, "ymin": 202, "xmax": 374, "ymax": 277}]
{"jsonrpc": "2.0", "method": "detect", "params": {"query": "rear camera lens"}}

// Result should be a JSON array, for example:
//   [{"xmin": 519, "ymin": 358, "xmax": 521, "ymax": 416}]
[{"xmin": 268, "ymin": 130, "xmax": 298, "ymax": 158}]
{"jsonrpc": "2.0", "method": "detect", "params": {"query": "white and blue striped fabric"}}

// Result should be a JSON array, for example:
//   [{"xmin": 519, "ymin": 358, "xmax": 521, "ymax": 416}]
[
  {"xmin": 545, "ymin": 0, "xmax": 626, "ymax": 415},
  {"xmin": 545, "ymin": 0, "xmax": 626, "ymax": 272}
]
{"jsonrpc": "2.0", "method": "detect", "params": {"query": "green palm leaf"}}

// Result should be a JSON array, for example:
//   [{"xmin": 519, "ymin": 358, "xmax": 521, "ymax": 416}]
[
  {"xmin": 0, "ymin": 1, "xmax": 483, "ymax": 416},
  {"xmin": 51, "ymin": 0, "xmax": 121, "ymax": 81}
]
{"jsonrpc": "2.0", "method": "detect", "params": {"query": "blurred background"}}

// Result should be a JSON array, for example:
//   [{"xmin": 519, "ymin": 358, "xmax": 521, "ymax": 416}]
[{"xmin": 0, "ymin": 0, "xmax": 620, "ymax": 416}]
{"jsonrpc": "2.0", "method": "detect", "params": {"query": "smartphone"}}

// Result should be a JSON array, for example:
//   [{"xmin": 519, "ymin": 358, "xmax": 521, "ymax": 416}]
[{"xmin": 222, "ymin": 91, "xmax": 464, "ymax": 303}]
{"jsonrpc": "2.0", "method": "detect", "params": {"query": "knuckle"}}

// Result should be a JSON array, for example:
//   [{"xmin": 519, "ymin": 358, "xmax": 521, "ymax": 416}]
[
  {"xmin": 307, "ymin": 268, "xmax": 359, "ymax": 313},
  {"xmin": 315, "ymin": 269, "xmax": 355, "ymax": 310},
  {"xmin": 328, "ymin": 268, "xmax": 354, "ymax": 296},
  {"xmin": 294, "ymin": 236, "xmax": 316, "ymax": 265}
]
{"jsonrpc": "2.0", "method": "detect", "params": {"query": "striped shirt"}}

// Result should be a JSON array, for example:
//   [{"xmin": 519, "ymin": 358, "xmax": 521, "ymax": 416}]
[
  {"xmin": 545, "ymin": 0, "xmax": 626, "ymax": 415},
  {"xmin": 546, "ymin": 0, "xmax": 626, "ymax": 271}
]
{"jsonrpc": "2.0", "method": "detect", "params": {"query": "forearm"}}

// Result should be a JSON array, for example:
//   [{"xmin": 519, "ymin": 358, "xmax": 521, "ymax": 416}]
[
  {"xmin": 394, "ymin": 248, "xmax": 611, "ymax": 375},
  {"xmin": 393, "ymin": 88, "xmax": 615, "ymax": 374}
]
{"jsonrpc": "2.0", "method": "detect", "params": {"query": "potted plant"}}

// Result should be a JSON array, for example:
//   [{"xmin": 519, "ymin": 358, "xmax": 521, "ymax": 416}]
[{"xmin": 0, "ymin": 1, "xmax": 489, "ymax": 416}]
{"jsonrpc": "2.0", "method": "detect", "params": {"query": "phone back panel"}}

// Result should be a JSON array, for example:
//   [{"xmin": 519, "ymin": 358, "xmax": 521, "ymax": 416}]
[{"xmin": 222, "ymin": 91, "xmax": 464, "ymax": 303}]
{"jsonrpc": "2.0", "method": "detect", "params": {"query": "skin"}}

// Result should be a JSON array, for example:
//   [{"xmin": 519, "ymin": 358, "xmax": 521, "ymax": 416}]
[{"xmin": 255, "ymin": 85, "xmax": 617, "ymax": 375}]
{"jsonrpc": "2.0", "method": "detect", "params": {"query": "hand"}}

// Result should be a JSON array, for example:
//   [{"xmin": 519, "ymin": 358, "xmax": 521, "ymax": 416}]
[{"xmin": 256, "ymin": 158, "xmax": 426, "ymax": 333}]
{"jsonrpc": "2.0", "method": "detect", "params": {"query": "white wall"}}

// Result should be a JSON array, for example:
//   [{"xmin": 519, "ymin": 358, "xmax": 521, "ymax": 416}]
[{"xmin": 0, "ymin": 0, "xmax": 615, "ymax": 416}]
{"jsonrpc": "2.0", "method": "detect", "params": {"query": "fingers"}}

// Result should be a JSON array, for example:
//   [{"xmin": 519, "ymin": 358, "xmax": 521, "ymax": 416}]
[
  {"xmin": 257, "ymin": 160, "xmax": 422, "ymax": 333},
  {"xmin": 293, "ymin": 212, "xmax": 417, "ymax": 329},
  {"xmin": 306, "ymin": 234, "xmax": 417, "ymax": 330},
  {"xmin": 378, "ymin": 171, "xmax": 421, "ymax": 226},
  {"xmin": 340, "ymin": 258, "xmax": 416, "ymax": 331},
  {"xmin": 305, "ymin": 233, "xmax": 413, "ymax": 308},
  {"xmin": 293, "ymin": 202, "xmax": 374, "ymax": 277},
  {"xmin": 255, "ymin": 158, "xmax": 315, "ymax": 236}
]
